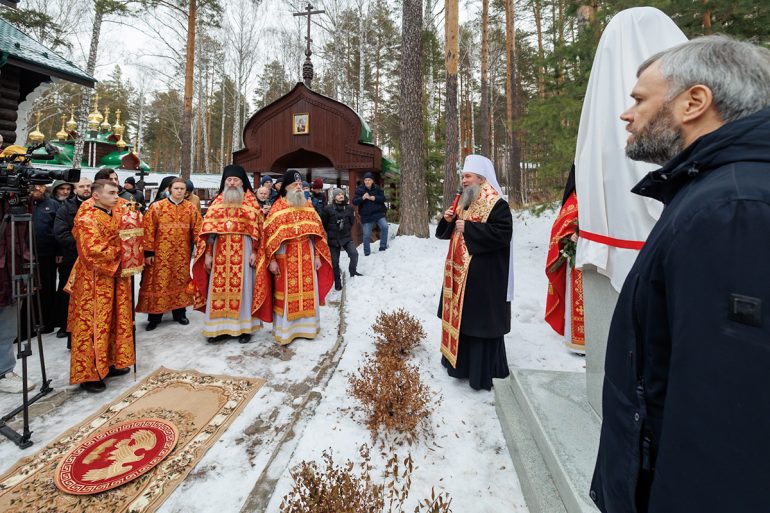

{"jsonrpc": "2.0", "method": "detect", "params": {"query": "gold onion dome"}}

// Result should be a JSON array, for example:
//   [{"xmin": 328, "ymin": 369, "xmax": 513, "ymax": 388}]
[
  {"xmin": 56, "ymin": 114, "xmax": 68, "ymax": 141},
  {"xmin": 28, "ymin": 112, "xmax": 45, "ymax": 143},
  {"xmin": 87, "ymin": 94, "xmax": 103, "ymax": 130},
  {"xmin": 100, "ymin": 107, "xmax": 112, "ymax": 132},
  {"xmin": 116, "ymin": 133, "xmax": 127, "ymax": 150},
  {"xmin": 65, "ymin": 106, "xmax": 77, "ymax": 132},
  {"xmin": 112, "ymin": 109, "xmax": 124, "ymax": 136}
]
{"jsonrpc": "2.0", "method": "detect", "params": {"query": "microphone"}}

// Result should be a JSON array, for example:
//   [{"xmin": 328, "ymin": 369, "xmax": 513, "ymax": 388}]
[{"xmin": 449, "ymin": 185, "xmax": 463, "ymax": 213}]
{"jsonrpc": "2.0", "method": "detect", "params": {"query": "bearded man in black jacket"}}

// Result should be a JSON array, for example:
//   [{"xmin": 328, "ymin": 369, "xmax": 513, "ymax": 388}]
[
  {"xmin": 591, "ymin": 35, "xmax": 770, "ymax": 513},
  {"xmin": 322, "ymin": 188, "xmax": 361, "ymax": 290},
  {"xmin": 52, "ymin": 177, "xmax": 92, "ymax": 339}
]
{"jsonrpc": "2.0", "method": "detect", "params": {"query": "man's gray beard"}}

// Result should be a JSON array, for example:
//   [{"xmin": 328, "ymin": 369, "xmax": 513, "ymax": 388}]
[
  {"xmin": 222, "ymin": 186, "xmax": 244, "ymax": 205},
  {"xmin": 625, "ymin": 102, "xmax": 684, "ymax": 166},
  {"xmin": 459, "ymin": 184, "xmax": 481, "ymax": 210},
  {"xmin": 286, "ymin": 189, "xmax": 306, "ymax": 208}
]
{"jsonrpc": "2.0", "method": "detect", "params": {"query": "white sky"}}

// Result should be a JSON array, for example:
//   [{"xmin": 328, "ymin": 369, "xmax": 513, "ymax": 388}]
[{"xmin": 43, "ymin": 0, "xmax": 480, "ymax": 94}]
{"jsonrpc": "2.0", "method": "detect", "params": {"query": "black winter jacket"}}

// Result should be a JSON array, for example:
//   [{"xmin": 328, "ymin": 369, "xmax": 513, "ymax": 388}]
[
  {"xmin": 591, "ymin": 107, "xmax": 770, "ymax": 513},
  {"xmin": 352, "ymin": 184, "xmax": 386, "ymax": 223},
  {"xmin": 322, "ymin": 201, "xmax": 355, "ymax": 248},
  {"xmin": 33, "ymin": 196, "xmax": 60, "ymax": 257},
  {"xmin": 53, "ymin": 196, "xmax": 85, "ymax": 265}
]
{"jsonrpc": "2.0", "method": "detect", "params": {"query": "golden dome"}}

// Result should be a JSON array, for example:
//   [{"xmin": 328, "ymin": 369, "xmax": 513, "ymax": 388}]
[
  {"xmin": 100, "ymin": 107, "xmax": 112, "ymax": 132},
  {"xmin": 28, "ymin": 112, "xmax": 45, "ymax": 143},
  {"xmin": 87, "ymin": 93, "xmax": 103, "ymax": 126},
  {"xmin": 65, "ymin": 105, "xmax": 77, "ymax": 132},
  {"xmin": 116, "ymin": 133, "xmax": 127, "ymax": 150},
  {"xmin": 56, "ymin": 114, "xmax": 68, "ymax": 141},
  {"xmin": 112, "ymin": 109, "xmax": 124, "ymax": 135}
]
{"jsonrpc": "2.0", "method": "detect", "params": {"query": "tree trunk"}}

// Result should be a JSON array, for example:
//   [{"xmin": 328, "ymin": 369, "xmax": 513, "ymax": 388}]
[
  {"xmin": 442, "ymin": 0, "xmax": 459, "ymax": 209},
  {"xmin": 72, "ymin": 3, "xmax": 103, "ymax": 167},
  {"xmin": 180, "ymin": 0, "xmax": 197, "ymax": 179},
  {"xmin": 504, "ymin": 0, "xmax": 521, "ymax": 204},
  {"xmin": 480, "ymin": 0, "xmax": 490, "ymax": 157},
  {"xmin": 397, "ymin": 0, "xmax": 428, "ymax": 238},
  {"xmin": 533, "ymin": 0, "xmax": 545, "ymax": 99}
]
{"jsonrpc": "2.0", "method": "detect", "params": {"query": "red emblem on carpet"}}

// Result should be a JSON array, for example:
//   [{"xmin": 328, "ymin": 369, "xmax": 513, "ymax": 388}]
[{"xmin": 54, "ymin": 418, "xmax": 179, "ymax": 495}]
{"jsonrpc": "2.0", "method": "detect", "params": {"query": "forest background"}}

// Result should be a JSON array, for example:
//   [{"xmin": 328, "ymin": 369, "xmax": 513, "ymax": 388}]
[{"xmin": 3, "ymin": 0, "xmax": 769, "ymax": 220}]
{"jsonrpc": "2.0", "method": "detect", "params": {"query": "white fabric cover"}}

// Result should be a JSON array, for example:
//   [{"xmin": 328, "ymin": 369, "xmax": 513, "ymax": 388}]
[
  {"xmin": 574, "ymin": 7, "xmax": 687, "ymax": 291},
  {"xmin": 462, "ymin": 154, "xmax": 515, "ymax": 302}
]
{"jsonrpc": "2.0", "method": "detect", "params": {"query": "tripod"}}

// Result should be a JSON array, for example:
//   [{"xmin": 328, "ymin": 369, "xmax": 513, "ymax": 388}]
[{"xmin": 0, "ymin": 208, "xmax": 54, "ymax": 449}]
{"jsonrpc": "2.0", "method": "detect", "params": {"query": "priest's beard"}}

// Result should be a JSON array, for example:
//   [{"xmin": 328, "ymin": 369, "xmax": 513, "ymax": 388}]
[
  {"xmin": 223, "ymin": 185, "xmax": 244, "ymax": 205},
  {"xmin": 625, "ymin": 101, "xmax": 683, "ymax": 166},
  {"xmin": 459, "ymin": 184, "xmax": 481, "ymax": 210},
  {"xmin": 286, "ymin": 189, "xmax": 307, "ymax": 208}
]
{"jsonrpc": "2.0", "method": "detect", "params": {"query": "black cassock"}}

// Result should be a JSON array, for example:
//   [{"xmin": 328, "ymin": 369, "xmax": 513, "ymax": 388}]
[{"xmin": 436, "ymin": 199, "xmax": 512, "ymax": 390}]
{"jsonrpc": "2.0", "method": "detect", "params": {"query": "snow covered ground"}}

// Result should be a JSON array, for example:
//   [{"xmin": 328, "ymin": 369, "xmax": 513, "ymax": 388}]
[{"xmin": 0, "ymin": 206, "xmax": 585, "ymax": 512}]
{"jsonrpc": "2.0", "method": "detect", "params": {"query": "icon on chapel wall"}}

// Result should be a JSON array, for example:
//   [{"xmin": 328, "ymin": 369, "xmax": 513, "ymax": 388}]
[{"xmin": 293, "ymin": 113, "xmax": 309, "ymax": 135}]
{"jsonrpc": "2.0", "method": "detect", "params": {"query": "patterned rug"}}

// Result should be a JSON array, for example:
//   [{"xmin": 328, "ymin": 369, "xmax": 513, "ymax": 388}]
[{"xmin": 0, "ymin": 367, "xmax": 264, "ymax": 513}]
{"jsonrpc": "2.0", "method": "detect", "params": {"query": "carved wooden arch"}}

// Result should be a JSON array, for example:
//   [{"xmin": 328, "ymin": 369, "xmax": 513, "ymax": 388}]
[{"xmin": 233, "ymin": 82, "xmax": 382, "ymax": 180}]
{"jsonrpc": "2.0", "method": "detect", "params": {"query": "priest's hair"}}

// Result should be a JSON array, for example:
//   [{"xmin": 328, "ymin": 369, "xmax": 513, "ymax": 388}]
[
  {"xmin": 638, "ymin": 35, "xmax": 770, "ymax": 123},
  {"xmin": 459, "ymin": 184, "xmax": 480, "ymax": 211},
  {"xmin": 222, "ymin": 185, "xmax": 244, "ymax": 205},
  {"xmin": 286, "ymin": 189, "xmax": 307, "ymax": 208}
]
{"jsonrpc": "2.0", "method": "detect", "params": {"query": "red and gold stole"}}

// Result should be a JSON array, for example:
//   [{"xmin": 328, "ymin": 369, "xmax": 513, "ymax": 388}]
[
  {"xmin": 263, "ymin": 197, "xmax": 334, "ymax": 320},
  {"xmin": 544, "ymin": 192, "xmax": 584, "ymax": 345},
  {"xmin": 191, "ymin": 193, "xmax": 269, "ymax": 320},
  {"xmin": 441, "ymin": 182, "xmax": 500, "ymax": 367}
]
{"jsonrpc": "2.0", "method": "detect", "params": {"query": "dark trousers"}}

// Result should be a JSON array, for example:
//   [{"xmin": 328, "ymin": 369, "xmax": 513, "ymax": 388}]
[
  {"xmin": 55, "ymin": 260, "xmax": 74, "ymax": 331},
  {"xmin": 330, "ymin": 241, "xmax": 358, "ymax": 280},
  {"xmin": 148, "ymin": 308, "xmax": 186, "ymax": 324},
  {"xmin": 37, "ymin": 254, "xmax": 57, "ymax": 331}
]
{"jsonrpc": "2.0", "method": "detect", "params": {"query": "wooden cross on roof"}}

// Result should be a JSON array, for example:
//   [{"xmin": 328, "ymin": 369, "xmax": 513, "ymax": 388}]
[{"xmin": 293, "ymin": 2, "xmax": 325, "ymax": 88}]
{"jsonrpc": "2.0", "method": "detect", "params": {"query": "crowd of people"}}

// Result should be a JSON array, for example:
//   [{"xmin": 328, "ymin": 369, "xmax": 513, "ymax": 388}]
[{"xmin": 0, "ymin": 165, "xmax": 391, "ymax": 395}]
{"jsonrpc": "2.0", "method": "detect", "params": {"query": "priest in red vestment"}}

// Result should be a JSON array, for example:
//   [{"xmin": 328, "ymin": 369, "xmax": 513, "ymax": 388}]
[
  {"xmin": 263, "ymin": 170, "xmax": 333, "ymax": 345},
  {"xmin": 191, "ymin": 166, "xmax": 270, "ymax": 343},
  {"xmin": 137, "ymin": 178, "xmax": 203, "ymax": 330},
  {"xmin": 65, "ymin": 180, "xmax": 135, "ymax": 393},
  {"xmin": 545, "ymin": 165, "xmax": 585, "ymax": 354}
]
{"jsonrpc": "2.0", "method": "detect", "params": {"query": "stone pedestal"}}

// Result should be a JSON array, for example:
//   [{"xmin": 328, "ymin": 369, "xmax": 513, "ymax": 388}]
[
  {"xmin": 581, "ymin": 266, "xmax": 619, "ymax": 417},
  {"xmin": 495, "ymin": 369, "xmax": 601, "ymax": 513}
]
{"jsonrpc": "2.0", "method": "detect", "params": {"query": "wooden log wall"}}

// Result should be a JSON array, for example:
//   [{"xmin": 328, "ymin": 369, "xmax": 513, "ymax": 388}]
[{"xmin": 0, "ymin": 66, "xmax": 21, "ymax": 146}]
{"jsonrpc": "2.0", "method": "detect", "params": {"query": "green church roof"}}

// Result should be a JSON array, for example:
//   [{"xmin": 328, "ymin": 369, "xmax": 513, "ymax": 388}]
[{"xmin": 0, "ymin": 18, "xmax": 95, "ymax": 86}]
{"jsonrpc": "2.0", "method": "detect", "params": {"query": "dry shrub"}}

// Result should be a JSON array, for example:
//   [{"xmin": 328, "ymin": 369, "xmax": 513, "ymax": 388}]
[
  {"xmin": 348, "ymin": 354, "xmax": 434, "ymax": 442},
  {"xmin": 281, "ymin": 444, "xmax": 452, "ymax": 513},
  {"xmin": 279, "ymin": 444, "xmax": 384, "ymax": 513},
  {"xmin": 373, "ymin": 308, "xmax": 427, "ymax": 358}
]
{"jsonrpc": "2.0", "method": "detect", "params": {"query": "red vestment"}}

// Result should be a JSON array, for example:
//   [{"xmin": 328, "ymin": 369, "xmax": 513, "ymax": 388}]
[
  {"xmin": 545, "ymin": 192, "xmax": 585, "ymax": 348},
  {"xmin": 65, "ymin": 206, "xmax": 135, "ymax": 384}
]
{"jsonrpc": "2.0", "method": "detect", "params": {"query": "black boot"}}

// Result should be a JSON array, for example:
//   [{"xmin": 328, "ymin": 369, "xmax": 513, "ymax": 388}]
[{"xmin": 334, "ymin": 271, "xmax": 342, "ymax": 290}]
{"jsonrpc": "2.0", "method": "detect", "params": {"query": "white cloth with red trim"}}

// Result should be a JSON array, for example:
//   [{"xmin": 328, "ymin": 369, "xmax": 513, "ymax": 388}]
[{"xmin": 574, "ymin": 7, "xmax": 686, "ymax": 291}]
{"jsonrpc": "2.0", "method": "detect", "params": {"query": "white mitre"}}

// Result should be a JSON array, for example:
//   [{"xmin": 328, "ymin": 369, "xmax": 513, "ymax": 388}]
[
  {"xmin": 461, "ymin": 154, "xmax": 515, "ymax": 302},
  {"xmin": 574, "ymin": 7, "xmax": 687, "ymax": 291}
]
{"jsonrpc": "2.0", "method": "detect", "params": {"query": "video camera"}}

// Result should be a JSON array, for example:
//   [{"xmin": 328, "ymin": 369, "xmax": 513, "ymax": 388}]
[{"xmin": 0, "ymin": 141, "xmax": 80, "ymax": 211}]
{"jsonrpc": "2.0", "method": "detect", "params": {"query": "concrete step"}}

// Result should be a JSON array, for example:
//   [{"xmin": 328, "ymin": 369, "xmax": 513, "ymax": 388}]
[{"xmin": 495, "ymin": 369, "xmax": 601, "ymax": 513}]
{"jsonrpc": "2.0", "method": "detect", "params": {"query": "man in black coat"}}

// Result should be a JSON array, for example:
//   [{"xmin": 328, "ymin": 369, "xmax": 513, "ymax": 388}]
[
  {"xmin": 53, "ymin": 177, "xmax": 92, "ymax": 339},
  {"xmin": 29, "ymin": 185, "xmax": 60, "ymax": 333},
  {"xmin": 321, "ymin": 188, "xmax": 362, "ymax": 290},
  {"xmin": 591, "ymin": 36, "xmax": 770, "ymax": 513},
  {"xmin": 352, "ymin": 172, "xmax": 388, "ymax": 256},
  {"xmin": 436, "ymin": 155, "xmax": 512, "ymax": 391}
]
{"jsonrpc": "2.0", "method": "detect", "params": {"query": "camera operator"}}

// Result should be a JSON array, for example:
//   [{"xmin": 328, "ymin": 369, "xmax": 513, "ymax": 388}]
[
  {"xmin": 0, "ymin": 195, "xmax": 38, "ymax": 394},
  {"xmin": 30, "ymin": 184, "xmax": 60, "ymax": 334}
]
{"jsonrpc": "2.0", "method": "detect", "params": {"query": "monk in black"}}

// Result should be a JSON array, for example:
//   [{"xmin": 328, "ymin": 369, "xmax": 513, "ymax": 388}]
[{"xmin": 436, "ymin": 155, "xmax": 513, "ymax": 390}]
